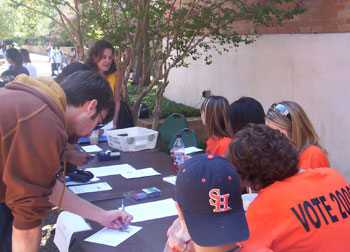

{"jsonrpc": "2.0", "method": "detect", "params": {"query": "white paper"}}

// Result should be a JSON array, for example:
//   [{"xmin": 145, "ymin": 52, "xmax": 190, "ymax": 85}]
[
  {"xmin": 66, "ymin": 177, "xmax": 100, "ymax": 186},
  {"xmin": 163, "ymin": 176, "xmax": 177, "ymax": 185},
  {"xmin": 85, "ymin": 164, "xmax": 135, "ymax": 177},
  {"xmin": 84, "ymin": 225, "xmax": 142, "ymax": 247},
  {"xmin": 120, "ymin": 168, "xmax": 160, "ymax": 179},
  {"xmin": 69, "ymin": 182, "xmax": 112, "ymax": 194},
  {"xmin": 184, "ymin": 147, "xmax": 203, "ymax": 155},
  {"xmin": 81, "ymin": 145, "xmax": 102, "ymax": 153},
  {"xmin": 122, "ymin": 198, "xmax": 177, "ymax": 223},
  {"xmin": 54, "ymin": 211, "xmax": 92, "ymax": 252}
]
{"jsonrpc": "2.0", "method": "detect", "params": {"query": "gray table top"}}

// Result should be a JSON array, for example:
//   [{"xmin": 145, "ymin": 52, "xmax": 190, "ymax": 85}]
[{"xmin": 72, "ymin": 144, "xmax": 177, "ymax": 252}]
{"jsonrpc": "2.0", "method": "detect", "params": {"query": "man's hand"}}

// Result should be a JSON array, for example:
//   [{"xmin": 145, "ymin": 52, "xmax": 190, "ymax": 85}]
[
  {"xmin": 98, "ymin": 210, "xmax": 133, "ymax": 230},
  {"xmin": 65, "ymin": 150, "xmax": 93, "ymax": 166},
  {"xmin": 12, "ymin": 225, "xmax": 41, "ymax": 252}
]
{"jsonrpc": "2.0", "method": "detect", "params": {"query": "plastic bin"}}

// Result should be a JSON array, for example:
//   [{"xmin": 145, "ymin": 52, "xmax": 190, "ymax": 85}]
[{"xmin": 106, "ymin": 127, "xmax": 158, "ymax": 152}]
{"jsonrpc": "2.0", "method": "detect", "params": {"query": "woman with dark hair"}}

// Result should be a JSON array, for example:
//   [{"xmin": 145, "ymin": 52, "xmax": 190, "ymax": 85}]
[
  {"xmin": 226, "ymin": 96, "xmax": 265, "ymax": 138},
  {"xmin": 85, "ymin": 40, "xmax": 122, "ymax": 129},
  {"xmin": 5, "ymin": 48, "xmax": 29, "ymax": 75},
  {"xmin": 19, "ymin": 48, "xmax": 37, "ymax": 77}
]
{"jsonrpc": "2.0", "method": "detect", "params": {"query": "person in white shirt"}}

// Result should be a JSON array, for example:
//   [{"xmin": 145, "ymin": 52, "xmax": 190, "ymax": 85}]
[
  {"xmin": 55, "ymin": 47, "xmax": 63, "ymax": 72},
  {"xmin": 20, "ymin": 49, "xmax": 37, "ymax": 77}
]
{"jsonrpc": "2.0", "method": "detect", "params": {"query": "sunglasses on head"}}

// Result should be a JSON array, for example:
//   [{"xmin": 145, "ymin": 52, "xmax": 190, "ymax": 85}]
[{"xmin": 267, "ymin": 103, "xmax": 291, "ymax": 120}]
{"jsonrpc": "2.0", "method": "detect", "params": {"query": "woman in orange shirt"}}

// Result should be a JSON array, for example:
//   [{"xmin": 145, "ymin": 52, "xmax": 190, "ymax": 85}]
[
  {"xmin": 265, "ymin": 101, "xmax": 329, "ymax": 170},
  {"xmin": 85, "ymin": 40, "xmax": 122, "ymax": 130},
  {"xmin": 200, "ymin": 96, "xmax": 231, "ymax": 157}
]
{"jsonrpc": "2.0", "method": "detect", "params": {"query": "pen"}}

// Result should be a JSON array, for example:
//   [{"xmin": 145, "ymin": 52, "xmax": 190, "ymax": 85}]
[{"xmin": 121, "ymin": 199, "xmax": 126, "ymax": 231}]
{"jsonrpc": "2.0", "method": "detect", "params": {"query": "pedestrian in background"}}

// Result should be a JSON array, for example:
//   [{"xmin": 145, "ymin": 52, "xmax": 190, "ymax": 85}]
[{"xmin": 20, "ymin": 48, "xmax": 37, "ymax": 77}]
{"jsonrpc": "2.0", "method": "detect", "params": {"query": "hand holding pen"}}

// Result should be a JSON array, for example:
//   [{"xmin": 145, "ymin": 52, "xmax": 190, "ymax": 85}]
[{"xmin": 98, "ymin": 204, "xmax": 133, "ymax": 230}]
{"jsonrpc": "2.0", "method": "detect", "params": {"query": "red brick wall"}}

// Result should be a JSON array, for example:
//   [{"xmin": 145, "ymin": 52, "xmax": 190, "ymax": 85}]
[{"xmin": 234, "ymin": 0, "xmax": 350, "ymax": 34}]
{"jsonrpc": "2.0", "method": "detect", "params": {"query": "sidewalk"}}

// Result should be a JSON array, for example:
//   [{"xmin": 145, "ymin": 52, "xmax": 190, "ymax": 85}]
[{"xmin": 0, "ymin": 52, "xmax": 52, "ymax": 77}]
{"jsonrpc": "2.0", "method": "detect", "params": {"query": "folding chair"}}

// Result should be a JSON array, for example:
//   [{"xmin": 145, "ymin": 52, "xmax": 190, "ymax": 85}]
[
  {"xmin": 158, "ymin": 113, "xmax": 187, "ymax": 145},
  {"xmin": 168, "ymin": 128, "xmax": 198, "ymax": 153}
]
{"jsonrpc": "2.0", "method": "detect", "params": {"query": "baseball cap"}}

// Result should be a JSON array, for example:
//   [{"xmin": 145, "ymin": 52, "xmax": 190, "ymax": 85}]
[{"xmin": 175, "ymin": 154, "xmax": 249, "ymax": 247}]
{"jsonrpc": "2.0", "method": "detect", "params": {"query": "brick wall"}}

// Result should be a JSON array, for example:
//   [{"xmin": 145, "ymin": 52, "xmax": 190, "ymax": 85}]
[{"xmin": 234, "ymin": 0, "xmax": 350, "ymax": 34}]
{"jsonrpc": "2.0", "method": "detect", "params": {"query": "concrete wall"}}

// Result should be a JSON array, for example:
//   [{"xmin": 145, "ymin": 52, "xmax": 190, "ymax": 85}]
[{"xmin": 165, "ymin": 33, "xmax": 350, "ymax": 180}]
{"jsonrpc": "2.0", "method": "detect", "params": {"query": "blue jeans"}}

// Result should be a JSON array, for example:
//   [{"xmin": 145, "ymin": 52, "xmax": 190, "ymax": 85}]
[{"xmin": 0, "ymin": 203, "xmax": 12, "ymax": 252}]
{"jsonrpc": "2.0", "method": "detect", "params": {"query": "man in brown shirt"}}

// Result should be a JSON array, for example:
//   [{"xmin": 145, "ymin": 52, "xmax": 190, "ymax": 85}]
[{"xmin": 0, "ymin": 71, "xmax": 132, "ymax": 251}]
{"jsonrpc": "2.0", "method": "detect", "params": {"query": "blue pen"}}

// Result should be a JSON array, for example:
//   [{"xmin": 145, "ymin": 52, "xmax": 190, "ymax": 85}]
[{"xmin": 121, "ymin": 199, "xmax": 126, "ymax": 231}]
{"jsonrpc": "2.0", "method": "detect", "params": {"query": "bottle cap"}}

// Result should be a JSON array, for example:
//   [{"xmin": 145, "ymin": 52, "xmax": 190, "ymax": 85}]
[{"xmin": 176, "ymin": 134, "xmax": 181, "ymax": 138}]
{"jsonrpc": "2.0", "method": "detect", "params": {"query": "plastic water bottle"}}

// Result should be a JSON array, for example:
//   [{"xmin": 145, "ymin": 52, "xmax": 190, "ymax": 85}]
[
  {"xmin": 163, "ymin": 218, "xmax": 192, "ymax": 252},
  {"xmin": 173, "ymin": 135, "xmax": 185, "ymax": 172}
]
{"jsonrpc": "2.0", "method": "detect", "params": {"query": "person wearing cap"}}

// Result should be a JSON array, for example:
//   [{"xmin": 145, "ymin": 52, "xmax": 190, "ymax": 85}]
[
  {"xmin": 171, "ymin": 154, "xmax": 250, "ymax": 252},
  {"xmin": 227, "ymin": 124, "xmax": 350, "ymax": 251}
]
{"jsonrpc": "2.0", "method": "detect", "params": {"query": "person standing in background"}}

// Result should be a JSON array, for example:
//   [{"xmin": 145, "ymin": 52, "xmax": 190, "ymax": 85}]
[
  {"xmin": 19, "ymin": 48, "xmax": 37, "ymax": 77},
  {"xmin": 5, "ymin": 48, "xmax": 29, "ymax": 75},
  {"xmin": 85, "ymin": 40, "xmax": 122, "ymax": 130},
  {"xmin": 50, "ymin": 46, "xmax": 57, "ymax": 76},
  {"xmin": 55, "ymin": 47, "xmax": 63, "ymax": 73}
]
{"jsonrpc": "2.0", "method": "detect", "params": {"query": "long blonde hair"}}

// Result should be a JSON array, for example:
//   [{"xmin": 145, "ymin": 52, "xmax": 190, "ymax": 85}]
[
  {"xmin": 200, "ymin": 96, "xmax": 229, "ymax": 138},
  {"xmin": 265, "ymin": 101, "xmax": 325, "ymax": 153}
]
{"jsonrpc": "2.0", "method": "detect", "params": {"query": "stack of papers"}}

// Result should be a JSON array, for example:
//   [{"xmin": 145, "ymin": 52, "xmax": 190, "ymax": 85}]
[
  {"xmin": 69, "ymin": 182, "xmax": 112, "ymax": 194},
  {"xmin": 85, "ymin": 164, "xmax": 135, "ymax": 177},
  {"xmin": 81, "ymin": 145, "xmax": 103, "ymax": 153},
  {"xmin": 85, "ymin": 226, "xmax": 142, "ymax": 247},
  {"xmin": 163, "ymin": 176, "xmax": 177, "ymax": 185},
  {"xmin": 184, "ymin": 147, "xmax": 203, "ymax": 155},
  {"xmin": 122, "ymin": 198, "xmax": 178, "ymax": 222},
  {"xmin": 54, "ymin": 211, "xmax": 92, "ymax": 252},
  {"xmin": 120, "ymin": 168, "xmax": 160, "ymax": 179}
]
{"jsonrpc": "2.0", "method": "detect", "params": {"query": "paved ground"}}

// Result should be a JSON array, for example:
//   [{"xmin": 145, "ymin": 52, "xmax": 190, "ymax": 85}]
[
  {"xmin": 0, "ymin": 52, "xmax": 53, "ymax": 77},
  {"xmin": 1, "ymin": 53, "xmax": 83, "ymax": 251}
]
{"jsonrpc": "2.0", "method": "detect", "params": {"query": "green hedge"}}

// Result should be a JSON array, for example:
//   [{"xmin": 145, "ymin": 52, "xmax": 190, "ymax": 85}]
[{"xmin": 128, "ymin": 85, "xmax": 200, "ymax": 119}]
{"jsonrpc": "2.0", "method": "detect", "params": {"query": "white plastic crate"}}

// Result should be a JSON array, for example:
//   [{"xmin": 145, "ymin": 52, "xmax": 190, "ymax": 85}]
[{"xmin": 106, "ymin": 127, "xmax": 158, "ymax": 152}]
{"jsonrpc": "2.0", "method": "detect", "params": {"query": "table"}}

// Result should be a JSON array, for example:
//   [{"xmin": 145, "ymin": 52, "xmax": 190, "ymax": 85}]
[{"xmin": 72, "ymin": 144, "xmax": 177, "ymax": 252}]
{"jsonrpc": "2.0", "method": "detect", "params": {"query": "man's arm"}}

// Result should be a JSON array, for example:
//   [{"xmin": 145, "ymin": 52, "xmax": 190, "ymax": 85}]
[
  {"xmin": 49, "ymin": 180, "xmax": 132, "ymax": 229},
  {"xmin": 12, "ymin": 225, "xmax": 41, "ymax": 252}
]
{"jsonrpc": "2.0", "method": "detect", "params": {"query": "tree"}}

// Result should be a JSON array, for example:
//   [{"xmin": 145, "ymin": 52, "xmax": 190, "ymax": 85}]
[
  {"xmin": 85, "ymin": 0, "xmax": 305, "ymax": 128},
  {"xmin": 12, "ymin": 0, "xmax": 87, "ymax": 60}
]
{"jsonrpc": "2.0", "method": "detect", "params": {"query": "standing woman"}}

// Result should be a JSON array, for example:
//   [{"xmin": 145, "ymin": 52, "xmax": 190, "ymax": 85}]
[
  {"xmin": 200, "ymin": 96, "xmax": 231, "ymax": 156},
  {"xmin": 19, "ymin": 48, "xmax": 37, "ymax": 77},
  {"xmin": 85, "ymin": 40, "xmax": 122, "ymax": 129},
  {"xmin": 265, "ymin": 101, "xmax": 329, "ymax": 170},
  {"xmin": 5, "ymin": 48, "xmax": 29, "ymax": 75}
]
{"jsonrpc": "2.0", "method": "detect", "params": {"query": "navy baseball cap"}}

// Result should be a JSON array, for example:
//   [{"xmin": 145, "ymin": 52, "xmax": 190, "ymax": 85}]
[{"xmin": 175, "ymin": 154, "xmax": 249, "ymax": 247}]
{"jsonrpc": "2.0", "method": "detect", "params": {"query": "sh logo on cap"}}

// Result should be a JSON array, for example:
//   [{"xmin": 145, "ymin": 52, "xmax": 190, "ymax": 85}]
[{"xmin": 175, "ymin": 154, "xmax": 249, "ymax": 247}]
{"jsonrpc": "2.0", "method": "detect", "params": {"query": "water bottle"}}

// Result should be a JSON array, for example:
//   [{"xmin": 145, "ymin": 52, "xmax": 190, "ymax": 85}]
[{"xmin": 173, "ymin": 135, "xmax": 185, "ymax": 172}]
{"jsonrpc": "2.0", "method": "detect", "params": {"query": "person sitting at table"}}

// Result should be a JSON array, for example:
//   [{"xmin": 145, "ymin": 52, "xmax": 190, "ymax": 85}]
[
  {"xmin": 265, "ymin": 101, "xmax": 329, "ymax": 170},
  {"xmin": 171, "ymin": 154, "xmax": 250, "ymax": 252},
  {"xmin": 226, "ymin": 96, "xmax": 265, "ymax": 139},
  {"xmin": 167, "ymin": 124, "xmax": 350, "ymax": 252},
  {"xmin": 200, "ymin": 96, "xmax": 231, "ymax": 156},
  {"xmin": 228, "ymin": 124, "xmax": 350, "ymax": 251}
]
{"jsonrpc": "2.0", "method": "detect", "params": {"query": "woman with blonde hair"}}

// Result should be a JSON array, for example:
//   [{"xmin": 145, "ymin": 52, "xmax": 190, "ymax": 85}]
[
  {"xmin": 200, "ymin": 95, "xmax": 231, "ymax": 156},
  {"xmin": 265, "ymin": 101, "xmax": 329, "ymax": 170}
]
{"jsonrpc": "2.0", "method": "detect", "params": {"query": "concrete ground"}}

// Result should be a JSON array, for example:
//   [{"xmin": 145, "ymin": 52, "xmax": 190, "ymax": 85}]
[
  {"xmin": 0, "ymin": 52, "xmax": 53, "ymax": 77},
  {"xmin": 1, "ymin": 53, "xmax": 83, "ymax": 252}
]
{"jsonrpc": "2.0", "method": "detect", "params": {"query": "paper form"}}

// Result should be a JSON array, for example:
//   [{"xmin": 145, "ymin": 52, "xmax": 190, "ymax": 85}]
[
  {"xmin": 54, "ymin": 211, "xmax": 92, "ymax": 252},
  {"xmin": 122, "ymin": 198, "xmax": 178, "ymax": 223},
  {"xmin": 120, "ymin": 168, "xmax": 160, "ymax": 179},
  {"xmin": 66, "ymin": 177, "xmax": 100, "ymax": 186},
  {"xmin": 81, "ymin": 145, "xmax": 103, "ymax": 152},
  {"xmin": 85, "ymin": 164, "xmax": 135, "ymax": 177},
  {"xmin": 184, "ymin": 147, "xmax": 203, "ymax": 155},
  {"xmin": 69, "ymin": 182, "xmax": 112, "ymax": 194},
  {"xmin": 84, "ymin": 226, "xmax": 142, "ymax": 247},
  {"xmin": 162, "ymin": 176, "xmax": 177, "ymax": 185}
]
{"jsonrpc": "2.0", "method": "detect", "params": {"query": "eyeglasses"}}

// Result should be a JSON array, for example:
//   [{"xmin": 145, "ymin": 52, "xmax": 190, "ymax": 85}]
[
  {"xmin": 93, "ymin": 112, "xmax": 105, "ymax": 131},
  {"xmin": 267, "ymin": 103, "xmax": 291, "ymax": 120}
]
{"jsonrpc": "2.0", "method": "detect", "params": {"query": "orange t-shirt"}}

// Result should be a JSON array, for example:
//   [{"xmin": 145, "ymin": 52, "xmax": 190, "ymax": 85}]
[
  {"xmin": 299, "ymin": 145, "xmax": 329, "ymax": 170},
  {"xmin": 206, "ymin": 136, "xmax": 232, "ymax": 157},
  {"xmin": 241, "ymin": 168, "xmax": 350, "ymax": 252}
]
